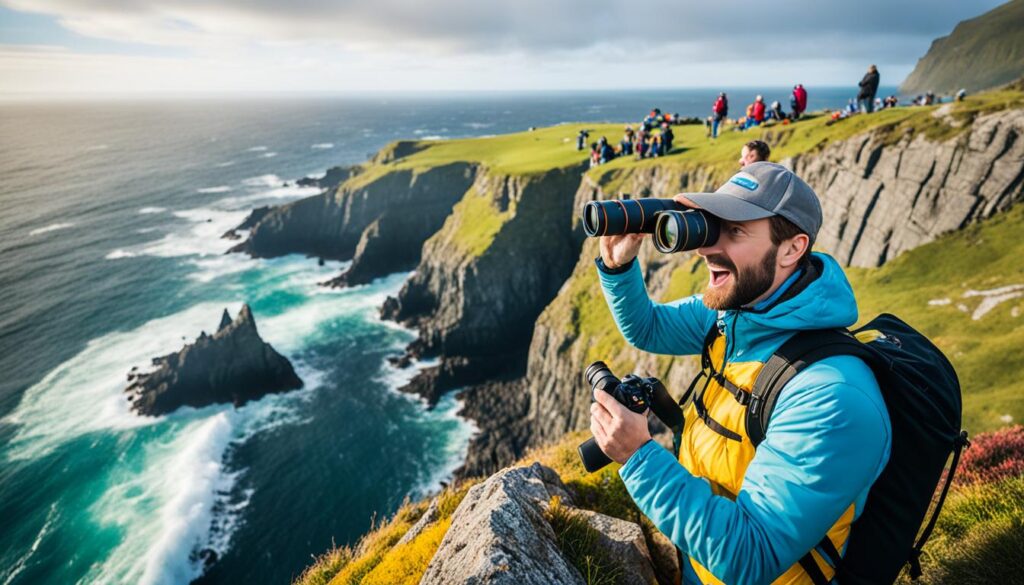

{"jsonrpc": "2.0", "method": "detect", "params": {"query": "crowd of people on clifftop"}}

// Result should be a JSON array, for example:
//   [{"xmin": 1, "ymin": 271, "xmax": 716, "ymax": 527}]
[
  {"xmin": 581, "ymin": 108, "xmax": 691, "ymax": 168},
  {"xmin": 578, "ymin": 63, "xmax": 970, "ymax": 165}
]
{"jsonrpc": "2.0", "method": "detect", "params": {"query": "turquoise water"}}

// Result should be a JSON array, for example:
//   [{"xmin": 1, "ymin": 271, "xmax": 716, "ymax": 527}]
[{"xmin": 0, "ymin": 88, "xmax": 894, "ymax": 584}]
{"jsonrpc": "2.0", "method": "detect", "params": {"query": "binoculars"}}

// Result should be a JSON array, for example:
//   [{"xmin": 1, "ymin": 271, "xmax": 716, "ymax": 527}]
[{"xmin": 581, "ymin": 197, "xmax": 720, "ymax": 254}]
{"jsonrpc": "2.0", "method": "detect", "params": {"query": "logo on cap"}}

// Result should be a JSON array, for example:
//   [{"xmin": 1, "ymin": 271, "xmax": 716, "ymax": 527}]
[{"xmin": 730, "ymin": 175, "xmax": 759, "ymax": 191}]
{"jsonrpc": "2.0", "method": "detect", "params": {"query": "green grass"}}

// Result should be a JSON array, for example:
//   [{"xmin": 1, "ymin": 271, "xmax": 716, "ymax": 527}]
[
  {"xmin": 292, "ymin": 482, "xmax": 478, "ymax": 585},
  {"xmin": 427, "ymin": 185, "xmax": 512, "ymax": 258},
  {"xmin": 844, "ymin": 203, "xmax": 1024, "ymax": 433},
  {"xmin": 545, "ymin": 495, "xmax": 625, "ymax": 585}
]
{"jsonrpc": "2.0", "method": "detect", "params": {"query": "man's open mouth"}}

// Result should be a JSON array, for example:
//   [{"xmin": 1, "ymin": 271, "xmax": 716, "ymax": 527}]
[{"xmin": 708, "ymin": 267, "xmax": 732, "ymax": 288}]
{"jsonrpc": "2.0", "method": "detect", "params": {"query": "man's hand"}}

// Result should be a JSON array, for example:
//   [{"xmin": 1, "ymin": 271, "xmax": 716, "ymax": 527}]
[
  {"xmin": 590, "ymin": 388, "xmax": 652, "ymax": 464},
  {"xmin": 599, "ymin": 233, "xmax": 645, "ymax": 269}
]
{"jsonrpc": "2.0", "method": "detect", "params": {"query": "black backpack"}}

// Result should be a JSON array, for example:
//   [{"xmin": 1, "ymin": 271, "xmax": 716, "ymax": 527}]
[{"xmin": 747, "ymin": 314, "xmax": 969, "ymax": 585}]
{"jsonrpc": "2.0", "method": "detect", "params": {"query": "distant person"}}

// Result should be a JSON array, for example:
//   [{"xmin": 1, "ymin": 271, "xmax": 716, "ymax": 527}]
[
  {"xmin": 957, "ymin": 88, "xmax": 967, "ymax": 102},
  {"xmin": 791, "ymin": 84, "xmax": 808, "ymax": 119},
  {"xmin": 577, "ymin": 129, "xmax": 590, "ymax": 151},
  {"xmin": 599, "ymin": 137, "xmax": 615, "ymax": 164},
  {"xmin": 739, "ymin": 140, "xmax": 771, "ymax": 167},
  {"xmin": 858, "ymin": 65, "xmax": 880, "ymax": 113},
  {"xmin": 712, "ymin": 92, "xmax": 729, "ymax": 138},
  {"xmin": 746, "ymin": 95, "xmax": 766, "ymax": 129},
  {"xmin": 589, "ymin": 142, "xmax": 600, "ymax": 168},
  {"xmin": 661, "ymin": 123, "xmax": 675, "ymax": 153},
  {"xmin": 847, "ymin": 99, "xmax": 858, "ymax": 115},
  {"xmin": 621, "ymin": 126, "xmax": 635, "ymax": 156},
  {"xmin": 767, "ymin": 100, "xmax": 787, "ymax": 122}
]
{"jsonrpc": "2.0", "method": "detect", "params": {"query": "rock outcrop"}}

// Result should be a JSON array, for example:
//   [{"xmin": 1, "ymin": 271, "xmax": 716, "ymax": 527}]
[
  {"xmin": 787, "ymin": 108, "xmax": 1024, "ymax": 267},
  {"xmin": 125, "ymin": 305, "xmax": 302, "ymax": 416},
  {"xmin": 420, "ymin": 463, "xmax": 659, "ymax": 585},
  {"xmin": 229, "ymin": 160, "xmax": 475, "ymax": 286}
]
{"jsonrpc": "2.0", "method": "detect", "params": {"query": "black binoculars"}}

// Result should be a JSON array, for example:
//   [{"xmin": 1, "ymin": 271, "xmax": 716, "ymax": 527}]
[{"xmin": 581, "ymin": 197, "xmax": 721, "ymax": 254}]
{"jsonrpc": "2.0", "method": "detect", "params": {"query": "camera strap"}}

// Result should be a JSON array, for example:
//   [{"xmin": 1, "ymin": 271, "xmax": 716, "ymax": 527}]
[{"xmin": 647, "ymin": 378, "xmax": 685, "ymax": 457}]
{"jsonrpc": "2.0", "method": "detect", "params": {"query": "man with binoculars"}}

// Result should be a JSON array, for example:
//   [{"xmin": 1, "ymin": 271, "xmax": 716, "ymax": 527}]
[{"xmin": 586, "ymin": 162, "xmax": 892, "ymax": 585}]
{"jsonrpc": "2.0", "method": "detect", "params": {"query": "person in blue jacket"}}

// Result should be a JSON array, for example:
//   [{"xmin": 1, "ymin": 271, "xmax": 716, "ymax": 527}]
[{"xmin": 589, "ymin": 162, "xmax": 892, "ymax": 585}]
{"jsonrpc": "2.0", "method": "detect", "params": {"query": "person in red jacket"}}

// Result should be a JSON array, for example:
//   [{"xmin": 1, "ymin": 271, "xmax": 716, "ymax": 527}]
[
  {"xmin": 791, "ymin": 84, "xmax": 808, "ymax": 119},
  {"xmin": 746, "ymin": 95, "xmax": 766, "ymax": 129},
  {"xmin": 711, "ymin": 92, "xmax": 728, "ymax": 138}
]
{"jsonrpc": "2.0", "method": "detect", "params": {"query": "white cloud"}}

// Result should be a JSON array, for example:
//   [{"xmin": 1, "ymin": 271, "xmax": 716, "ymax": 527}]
[{"xmin": 0, "ymin": 0, "xmax": 1006, "ymax": 95}]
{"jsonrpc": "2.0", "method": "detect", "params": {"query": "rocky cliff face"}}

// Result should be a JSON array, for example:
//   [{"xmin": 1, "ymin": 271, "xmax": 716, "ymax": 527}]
[
  {"xmin": 125, "ymin": 305, "xmax": 303, "ymax": 416},
  {"xmin": 787, "ymin": 108, "xmax": 1024, "ymax": 267},
  {"xmin": 381, "ymin": 165, "xmax": 586, "ymax": 403},
  {"xmin": 229, "ymin": 160, "xmax": 475, "ymax": 286}
]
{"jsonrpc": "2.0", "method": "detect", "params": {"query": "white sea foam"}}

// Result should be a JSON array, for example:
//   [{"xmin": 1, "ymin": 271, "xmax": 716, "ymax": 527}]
[
  {"xmin": 105, "ymin": 249, "xmax": 138, "ymax": 260},
  {"xmin": 421, "ymin": 135, "xmax": 445, "ymax": 141},
  {"xmin": 311, "ymin": 143, "xmax": 334, "ymax": 149},
  {"xmin": 246, "ymin": 146, "xmax": 268, "ymax": 152},
  {"xmin": 241, "ymin": 174, "xmax": 283, "ymax": 188},
  {"xmin": 138, "ymin": 207, "xmax": 166, "ymax": 214},
  {"xmin": 260, "ymin": 152, "xmax": 277, "ymax": 158},
  {"xmin": 215, "ymin": 185, "xmax": 320, "ymax": 209},
  {"xmin": 197, "ymin": 186, "xmax": 232, "ymax": 194},
  {"xmin": 463, "ymin": 122, "xmax": 493, "ymax": 129},
  {"xmin": 134, "ymin": 208, "xmax": 248, "ymax": 258},
  {"xmin": 2, "ymin": 301, "xmax": 238, "ymax": 461},
  {"xmin": 215, "ymin": 161, "xmax": 235, "ymax": 168},
  {"xmin": 2, "ymin": 502, "xmax": 58, "ymax": 585},
  {"xmin": 410, "ymin": 391, "xmax": 479, "ymax": 499},
  {"xmin": 28, "ymin": 222, "xmax": 73, "ymax": 236}
]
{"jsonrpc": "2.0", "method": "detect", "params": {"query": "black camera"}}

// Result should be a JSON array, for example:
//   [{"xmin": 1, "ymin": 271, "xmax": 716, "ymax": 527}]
[
  {"xmin": 578, "ymin": 361, "xmax": 666, "ymax": 473},
  {"xmin": 581, "ymin": 197, "xmax": 720, "ymax": 253}
]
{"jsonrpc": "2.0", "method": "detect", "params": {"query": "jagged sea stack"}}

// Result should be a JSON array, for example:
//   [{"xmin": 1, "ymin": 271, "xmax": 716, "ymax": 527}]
[{"xmin": 125, "ymin": 304, "xmax": 303, "ymax": 416}]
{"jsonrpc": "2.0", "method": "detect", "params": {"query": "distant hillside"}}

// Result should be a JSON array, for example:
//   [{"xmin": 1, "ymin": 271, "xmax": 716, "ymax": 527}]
[{"xmin": 901, "ymin": 0, "xmax": 1024, "ymax": 94}]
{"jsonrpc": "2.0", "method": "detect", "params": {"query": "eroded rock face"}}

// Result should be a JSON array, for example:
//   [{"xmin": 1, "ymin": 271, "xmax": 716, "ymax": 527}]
[
  {"xmin": 421, "ymin": 463, "xmax": 659, "ymax": 585},
  {"xmin": 124, "ymin": 305, "xmax": 302, "ymax": 416},
  {"xmin": 787, "ymin": 108, "xmax": 1024, "ymax": 267},
  {"xmin": 230, "ymin": 162, "xmax": 475, "ymax": 286}
]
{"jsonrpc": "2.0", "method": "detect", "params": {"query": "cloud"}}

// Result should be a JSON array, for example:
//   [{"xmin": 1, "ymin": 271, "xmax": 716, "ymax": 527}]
[
  {"xmin": 2, "ymin": 0, "xmax": 1006, "ymax": 56},
  {"xmin": 0, "ymin": 0, "xmax": 1008, "ymax": 94}
]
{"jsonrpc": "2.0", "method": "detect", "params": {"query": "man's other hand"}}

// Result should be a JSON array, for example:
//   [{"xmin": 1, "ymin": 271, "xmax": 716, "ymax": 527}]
[
  {"xmin": 599, "ymin": 233, "xmax": 645, "ymax": 269},
  {"xmin": 590, "ymin": 388, "xmax": 652, "ymax": 464}
]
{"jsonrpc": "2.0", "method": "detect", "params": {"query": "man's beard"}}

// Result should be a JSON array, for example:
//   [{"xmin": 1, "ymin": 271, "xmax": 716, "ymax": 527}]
[{"xmin": 702, "ymin": 246, "xmax": 778, "ymax": 311}]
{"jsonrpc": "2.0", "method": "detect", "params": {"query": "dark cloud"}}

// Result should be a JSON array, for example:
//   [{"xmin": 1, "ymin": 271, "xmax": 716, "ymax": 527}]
[{"xmin": 3, "ymin": 0, "xmax": 1009, "ymax": 63}]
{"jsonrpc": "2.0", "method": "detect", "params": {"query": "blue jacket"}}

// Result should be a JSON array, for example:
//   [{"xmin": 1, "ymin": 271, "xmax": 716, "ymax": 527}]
[{"xmin": 597, "ymin": 252, "xmax": 892, "ymax": 584}]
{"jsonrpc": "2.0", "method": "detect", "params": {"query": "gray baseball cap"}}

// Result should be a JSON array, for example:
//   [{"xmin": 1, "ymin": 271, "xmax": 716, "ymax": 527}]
[{"xmin": 685, "ymin": 161, "xmax": 823, "ymax": 241}]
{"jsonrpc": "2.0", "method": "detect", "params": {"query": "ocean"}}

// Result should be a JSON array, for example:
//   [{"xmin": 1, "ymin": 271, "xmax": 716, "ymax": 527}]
[{"xmin": 0, "ymin": 86, "xmax": 896, "ymax": 585}]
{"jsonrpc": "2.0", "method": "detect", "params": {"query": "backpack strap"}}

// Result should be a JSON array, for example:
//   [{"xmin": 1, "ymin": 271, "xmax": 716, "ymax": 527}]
[
  {"xmin": 905, "ymin": 430, "xmax": 971, "ymax": 579},
  {"xmin": 746, "ymin": 329, "xmax": 874, "ymax": 447}
]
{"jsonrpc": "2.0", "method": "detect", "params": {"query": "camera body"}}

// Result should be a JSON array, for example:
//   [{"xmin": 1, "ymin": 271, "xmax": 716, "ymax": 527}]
[{"xmin": 579, "ymin": 361, "xmax": 663, "ymax": 473}]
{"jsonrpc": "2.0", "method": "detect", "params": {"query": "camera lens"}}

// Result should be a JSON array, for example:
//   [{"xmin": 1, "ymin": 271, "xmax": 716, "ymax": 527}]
[
  {"xmin": 585, "ymin": 361, "xmax": 619, "ymax": 393},
  {"xmin": 653, "ymin": 209, "xmax": 720, "ymax": 253}
]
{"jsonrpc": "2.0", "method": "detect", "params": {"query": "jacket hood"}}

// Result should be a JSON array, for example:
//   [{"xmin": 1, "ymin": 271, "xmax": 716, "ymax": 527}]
[{"xmin": 720, "ymin": 253, "xmax": 859, "ymax": 361}]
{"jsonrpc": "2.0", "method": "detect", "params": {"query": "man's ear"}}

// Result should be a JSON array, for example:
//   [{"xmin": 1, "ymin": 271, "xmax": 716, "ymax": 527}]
[{"xmin": 778, "ymin": 234, "xmax": 810, "ymax": 269}]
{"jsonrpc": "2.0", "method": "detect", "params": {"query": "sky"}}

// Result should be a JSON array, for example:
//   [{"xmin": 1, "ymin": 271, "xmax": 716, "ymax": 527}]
[{"xmin": 0, "ymin": 0, "xmax": 1008, "ymax": 98}]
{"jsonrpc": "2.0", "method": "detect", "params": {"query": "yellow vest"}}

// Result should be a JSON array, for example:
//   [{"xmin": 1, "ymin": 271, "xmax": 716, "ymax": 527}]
[{"xmin": 678, "ymin": 334, "xmax": 855, "ymax": 585}]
